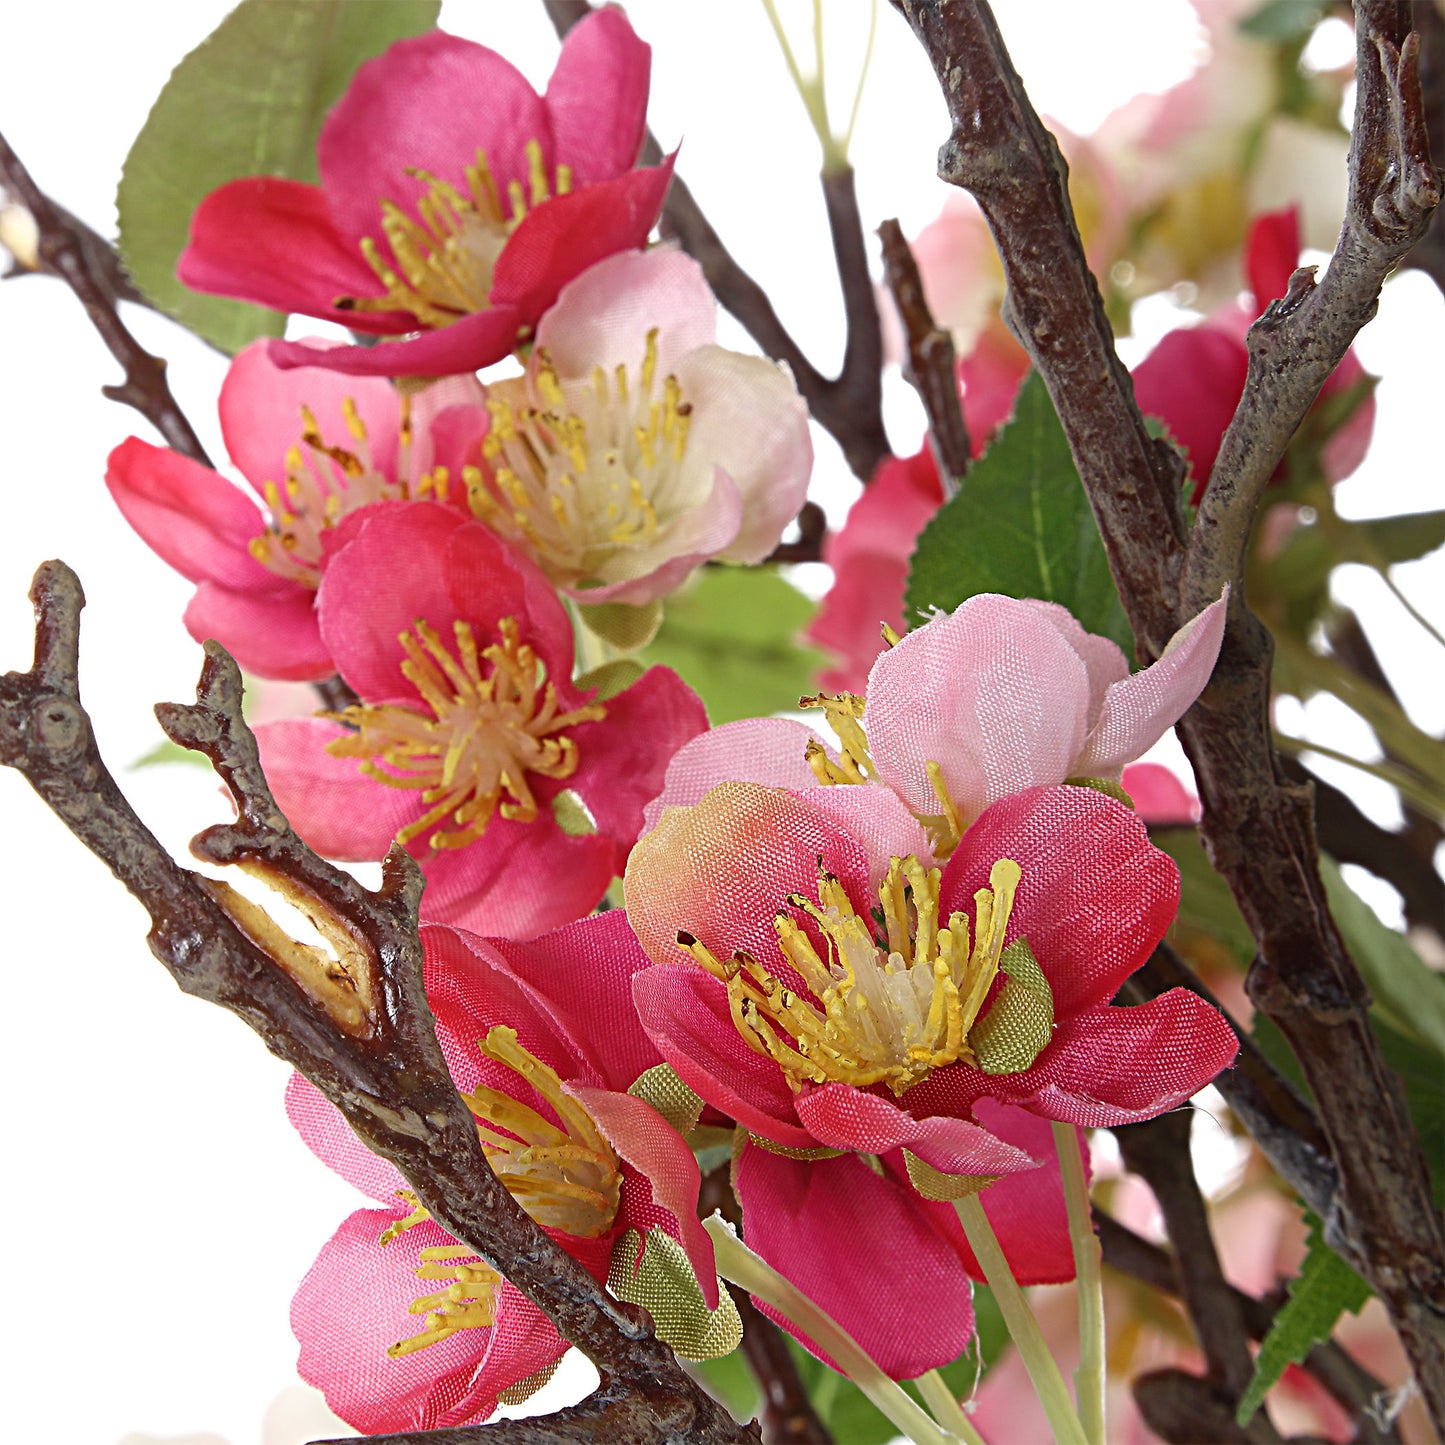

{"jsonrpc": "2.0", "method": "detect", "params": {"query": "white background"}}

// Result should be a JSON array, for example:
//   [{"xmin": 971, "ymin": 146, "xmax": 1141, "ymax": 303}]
[{"xmin": 0, "ymin": 3, "xmax": 1440, "ymax": 1441}]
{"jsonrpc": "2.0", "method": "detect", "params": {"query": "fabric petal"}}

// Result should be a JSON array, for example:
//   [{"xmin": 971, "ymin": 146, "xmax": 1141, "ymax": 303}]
[
  {"xmin": 106, "ymin": 437, "xmax": 272, "ymax": 589},
  {"xmin": 185, "ymin": 581, "xmax": 332, "ymax": 682},
  {"xmin": 1074, "ymin": 595, "xmax": 1227, "ymax": 778},
  {"xmin": 286, "ymin": 1073, "xmax": 408, "ymax": 1204},
  {"xmin": 735, "ymin": 1145, "xmax": 977, "ymax": 1380},
  {"xmin": 544, "ymin": 7, "xmax": 651, "ymax": 183},
  {"xmin": 267, "ymin": 306, "xmax": 528, "ymax": 379},
  {"xmin": 179, "ymin": 178, "xmax": 406, "ymax": 330},
  {"xmin": 1122, "ymin": 761, "xmax": 1201, "ymax": 826}
]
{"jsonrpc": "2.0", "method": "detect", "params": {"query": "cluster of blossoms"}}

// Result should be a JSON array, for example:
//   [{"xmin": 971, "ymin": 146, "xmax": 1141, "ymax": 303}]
[{"xmin": 101, "ymin": 9, "xmax": 1247, "ymax": 1433}]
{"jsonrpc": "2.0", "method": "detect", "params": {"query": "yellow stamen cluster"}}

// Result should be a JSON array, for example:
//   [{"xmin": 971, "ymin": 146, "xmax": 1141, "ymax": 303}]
[
  {"xmin": 380, "ymin": 1028, "xmax": 622, "ymax": 1359},
  {"xmin": 800, "ymin": 690, "xmax": 876, "ymax": 785},
  {"xmin": 465, "ymin": 331, "xmax": 692, "ymax": 587},
  {"xmin": 326, "ymin": 616, "xmax": 604, "ymax": 850},
  {"xmin": 462, "ymin": 1026, "xmax": 623, "ymax": 1237},
  {"xmin": 339, "ymin": 140, "xmax": 571, "ymax": 326},
  {"xmin": 250, "ymin": 394, "xmax": 448, "ymax": 586},
  {"xmin": 678, "ymin": 855, "xmax": 1022, "ymax": 1097}
]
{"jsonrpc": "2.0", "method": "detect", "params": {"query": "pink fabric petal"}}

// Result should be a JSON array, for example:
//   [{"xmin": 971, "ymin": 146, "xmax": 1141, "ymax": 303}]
[
  {"xmin": 544, "ymin": 8, "xmax": 651, "ymax": 183},
  {"xmin": 680, "ymin": 348, "xmax": 814, "ymax": 564},
  {"xmin": 1246, "ymin": 206, "xmax": 1303, "ymax": 311},
  {"xmin": 569, "ymin": 1084, "xmax": 718, "ymax": 1307},
  {"xmin": 865, "ymin": 593, "xmax": 1093, "ymax": 824},
  {"xmin": 179, "ymin": 178, "xmax": 407, "ymax": 330},
  {"xmin": 1132, "ymin": 326, "xmax": 1249, "ymax": 497},
  {"xmin": 1122, "ymin": 761, "xmax": 1201, "ymax": 826},
  {"xmin": 981, "ymin": 990, "xmax": 1240, "ymax": 1126},
  {"xmin": 536, "ymin": 248, "xmax": 716, "ymax": 381},
  {"xmin": 571, "ymin": 665, "xmax": 707, "ymax": 860},
  {"xmin": 317, "ymin": 32, "xmax": 549, "ymax": 247},
  {"xmin": 491, "ymin": 159, "xmax": 676, "ymax": 321},
  {"xmin": 417, "ymin": 819, "xmax": 616, "ymax": 940},
  {"xmin": 219, "ymin": 340, "xmax": 400, "ymax": 494},
  {"xmin": 294, "ymin": 1209, "xmax": 562, "ymax": 1432},
  {"xmin": 256, "ymin": 717, "xmax": 421, "ymax": 859},
  {"xmin": 809, "ymin": 446, "xmax": 945, "ymax": 693},
  {"xmin": 424, "ymin": 401, "xmax": 491, "ymax": 481},
  {"xmin": 1318, "ymin": 350, "xmax": 1376, "ymax": 483},
  {"xmin": 955, "ymin": 1100, "xmax": 1086, "ymax": 1286},
  {"xmin": 642, "ymin": 718, "xmax": 826, "ymax": 832},
  {"xmin": 941, "ymin": 786, "xmax": 1178, "ymax": 1018},
  {"xmin": 735, "ymin": 1145, "xmax": 977, "ymax": 1380},
  {"xmin": 185, "ymin": 581, "xmax": 332, "ymax": 682},
  {"xmin": 106, "ymin": 437, "xmax": 272, "ymax": 589},
  {"xmin": 1074, "ymin": 595, "xmax": 1227, "ymax": 778},
  {"xmin": 286, "ymin": 1073, "xmax": 407, "ymax": 1204},
  {"xmin": 1023, "ymin": 599, "xmax": 1130, "ymax": 732},
  {"xmin": 956, "ymin": 329, "xmax": 1030, "ymax": 443},
  {"xmin": 632, "ymin": 964, "xmax": 817, "ymax": 1149},
  {"xmin": 267, "ymin": 305, "xmax": 528, "ymax": 378}
]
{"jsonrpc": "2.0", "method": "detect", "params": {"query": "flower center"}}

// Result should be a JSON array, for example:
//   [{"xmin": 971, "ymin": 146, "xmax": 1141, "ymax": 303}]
[
  {"xmin": 801, "ymin": 689, "xmax": 966, "ymax": 858},
  {"xmin": 464, "ymin": 331, "xmax": 693, "ymax": 588},
  {"xmin": 337, "ymin": 141, "xmax": 572, "ymax": 328},
  {"xmin": 249, "ymin": 395, "xmax": 448, "ymax": 586},
  {"xmin": 325, "ymin": 616, "xmax": 604, "ymax": 850},
  {"xmin": 677, "ymin": 854, "xmax": 1024, "ymax": 1097},
  {"xmin": 378, "ymin": 1027, "xmax": 621, "ymax": 1359}
]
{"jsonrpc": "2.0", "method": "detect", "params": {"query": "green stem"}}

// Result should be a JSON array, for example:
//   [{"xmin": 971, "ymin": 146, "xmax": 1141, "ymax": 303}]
[
  {"xmin": 916, "ymin": 1368, "xmax": 986, "ymax": 1445},
  {"xmin": 1272, "ymin": 730, "xmax": 1444, "ymax": 819},
  {"xmin": 954, "ymin": 1195, "xmax": 1088, "ymax": 1445},
  {"xmin": 703, "ymin": 1216, "xmax": 965, "ymax": 1445},
  {"xmin": 1052, "ymin": 1122, "xmax": 1106, "ymax": 1445},
  {"xmin": 1377, "ymin": 565, "xmax": 1445, "ymax": 650}
]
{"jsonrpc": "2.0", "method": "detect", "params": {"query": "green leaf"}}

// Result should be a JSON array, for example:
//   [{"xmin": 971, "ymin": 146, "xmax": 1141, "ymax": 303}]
[
  {"xmin": 1370, "ymin": 1016, "xmax": 1445, "ymax": 1210},
  {"xmin": 1236, "ymin": 1212, "xmax": 1370, "ymax": 1425},
  {"xmin": 1320, "ymin": 855, "xmax": 1445, "ymax": 1055},
  {"xmin": 1155, "ymin": 830, "xmax": 1256, "ymax": 968},
  {"xmin": 129, "ymin": 738, "xmax": 212, "ymax": 771},
  {"xmin": 117, "ymin": 0, "xmax": 440, "ymax": 353},
  {"xmin": 1238, "ymin": 0, "xmax": 1323, "ymax": 40},
  {"xmin": 640, "ymin": 566, "xmax": 826, "ymax": 725},
  {"xmin": 905, "ymin": 371, "xmax": 1133, "ymax": 654}
]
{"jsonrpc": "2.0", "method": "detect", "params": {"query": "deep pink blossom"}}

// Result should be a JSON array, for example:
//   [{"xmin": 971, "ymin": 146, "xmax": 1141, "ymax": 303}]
[
  {"xmin": 179, "ymin": 14, "xmax": 672, "ymax": 377},
  {"xmin": 255, "ymin": 504, "xmax": 706, "ymax": 936},
  {"xmin": 465, "ymin": 249, "xmax": 813, "ymax": 603},
  {"xmin": 105, "ymin": 341, "xmax": 483, "ymax": 680},
  {"xmin": 288, "ymin": 913, "xmax": 717, "ymax": 1432},
  {"xmin": 661, "ymin": 592, "xmax": 1226, "ymax": 851},
  {"xmin": 624, "ymin": 781, "xmax": 1238, "ymax": 1374}
]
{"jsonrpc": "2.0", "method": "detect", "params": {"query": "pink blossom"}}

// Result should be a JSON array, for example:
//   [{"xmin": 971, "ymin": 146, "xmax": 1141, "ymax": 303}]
[
  {"xmin": 255, "ymin": 504, "xmax": 706, "ymax": 937},
  {"xmin": 1122, "ymin": 761, "xmax": 1202, "ymax": 827},
  {"xmin": 663, "ymin": 592, "xmax": 1226, "ymax": 851},
  {"xmin": 179, "ymin": 14, "xmax": 672, "ymax": 377},
  {"xmin": 105, "ymin": 341, "xmax": 483, "ymax": 680},
  {"xmin": 625, "ymin": 780, "xmax": 1238, "ymax": 1374},
  {"xmin": 464, "ymin": 249, "xmax": 812, "ymax": 603},
  {"xmin": 288, "ymin": 913, "xmax": 718, "ymax": 1432}
]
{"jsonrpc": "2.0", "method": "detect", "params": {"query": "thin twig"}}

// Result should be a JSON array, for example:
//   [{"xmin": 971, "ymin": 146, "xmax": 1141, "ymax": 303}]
[
  {"xmin": 878, "ymin": 218, "xmax": 972, "ymax": 494},
  {"xmin": 890, "ymin": 1, "xmax": 1445, "ymax": 1419},
  {"xmin": 1095, "ymin": 1210, "xmax": 1403, "ymax": 1443},
  {"xmin": 0, "ymin": 131, "xmax": 211, "ymax": 465},
  {"xmin": 0, "ymin": 561, "xmax": 756, "ymax": 1445},
  {"xmin": 544, "ymin": 0, "xmax": 891, "ymax": 484}
]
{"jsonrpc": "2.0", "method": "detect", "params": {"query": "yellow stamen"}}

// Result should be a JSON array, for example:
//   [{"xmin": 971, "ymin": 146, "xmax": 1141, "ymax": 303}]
[
  {"xmin": 799, "ymin": 691, "xmax": 876, "ymax": 785},
  {"xmin": 465, "ymin": 331, "xmax": 692, "ymax": 589},
  {"xmin": 326, "ymin": 616, "xmax": 604, "ymax": 851},
  {"xmin": 678, "ymin": 855, "xmax": 1023, "ymax": 1097}
]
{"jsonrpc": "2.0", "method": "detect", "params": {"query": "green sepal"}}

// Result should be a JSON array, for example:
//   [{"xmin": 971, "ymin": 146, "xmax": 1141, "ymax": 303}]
[
  {"xmin": 902, "ymin": 1148, "xmax": 998, "ymax": 1201},
  {"xmin": 628, "ymin": 1063, "xmax": 705, "ymax": 1137},
  {"xmin": 608, "ymin": 1227, "xmax": 742, "ymax": 1360},
  {"xmin": 574, "ymin": 658, "xmax": 645, "ymax": 700},
  {"xmin": 549, "ymin": 789, "xmax": 597, "ymax": 838},
  {"xmin": 971, "ymin": 938, "xmax": 1055, "ymax": 1075},
  {"xmin": 1064, "ymin": 775, "xmax": 1135, "ymax": 809},
  {"xmin": 577, "ymin": 600, "xmax": 664, "ymax": 652}
]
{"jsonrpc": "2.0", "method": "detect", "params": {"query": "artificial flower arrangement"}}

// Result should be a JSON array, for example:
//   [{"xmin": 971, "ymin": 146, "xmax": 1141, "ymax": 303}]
[{"xmin": 0, "ymin": 3, "xmax": 1440, "ymax": 1443}]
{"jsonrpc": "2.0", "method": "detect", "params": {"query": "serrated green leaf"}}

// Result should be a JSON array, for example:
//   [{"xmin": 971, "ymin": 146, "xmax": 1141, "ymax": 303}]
[
  {"xmin": 640, "ymin": 566, "xmax": 826, "ymax": 725},
  {"xmin": 1321, "ymin": 855, "xmax": 1445, "ymax": 1054},
  {"xmin": 905, "ymin": 371, "xmax": 1133, "ymax": 653},
  {"xmin": 117, "ymin": 0, "xmax": 440, "ymax": 353},
  {"xmin": 1236, "ymin": 1211, "xmax": 1370, "ymax": 1425}
]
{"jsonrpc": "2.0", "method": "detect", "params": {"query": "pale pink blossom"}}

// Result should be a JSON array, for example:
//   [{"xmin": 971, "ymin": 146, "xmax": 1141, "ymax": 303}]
[{"xmin": 465, "ymin": 249, "xmax": 812, "ymax": 604}]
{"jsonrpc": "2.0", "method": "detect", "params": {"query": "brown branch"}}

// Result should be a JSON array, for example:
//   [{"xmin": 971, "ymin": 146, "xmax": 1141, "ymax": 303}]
[
  {"xmin": 0, "ymin": 561, "xmax": 756, "ymax": 1445},
  {"xmin": 0, "ymin": 131, "xmax": 211, "ymax": 466},
  {"xmin": 1096, "ymin": 1210, "xmax": 1403, "ymax": 1443},
  {"xmin": 1115, "ymin": 1112, "xmax": 1281, "ymax": 1438},
  {"xmin": 544, "ymin": 0, "xmax": 891, "ymax": 484},
  {"xmin": 765, "ymin": 500, "xmax": 827, "ymax": 566},
  {"xmin": 878, "ymin": 218, "xmax": 972, "ymax": 494},
  {"xmin": 890, "ymin": 0, "xmax": 1445, "ymax": 1421},
  {"xmin": 1132, "ymin": 1369, "xmax": 1271, "ymax": 1445}
]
